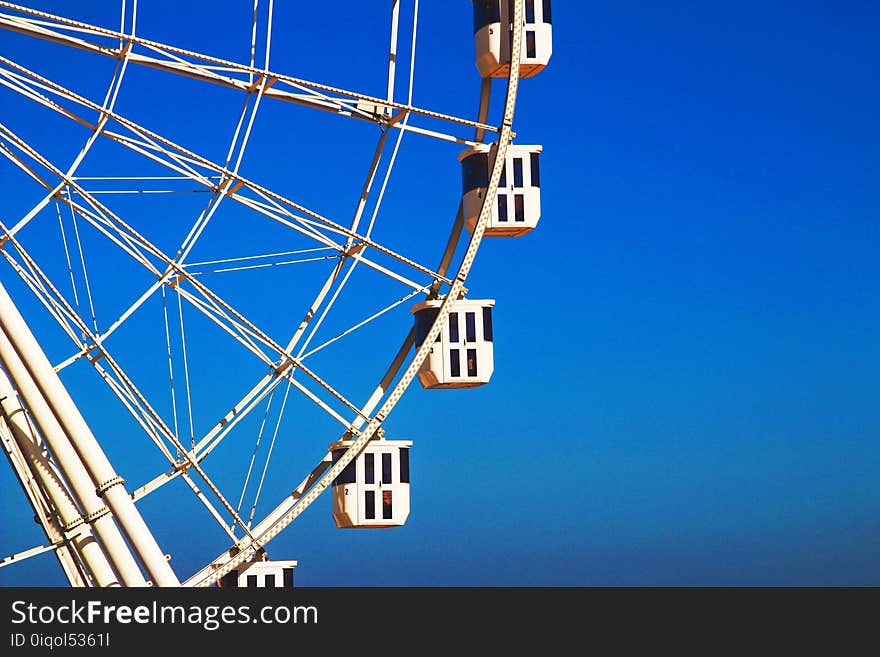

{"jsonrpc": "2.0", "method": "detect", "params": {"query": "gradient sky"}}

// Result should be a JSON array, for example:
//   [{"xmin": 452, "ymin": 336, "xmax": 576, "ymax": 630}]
[{"xmin": 1, "ymin": 1, "xmax": 879, "ymax": 586}]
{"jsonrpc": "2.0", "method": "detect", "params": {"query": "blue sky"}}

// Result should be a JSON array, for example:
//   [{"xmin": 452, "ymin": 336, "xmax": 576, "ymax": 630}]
[{"xmin": 1, "ymin": 1, "xmax": 879, "ymax": 586}]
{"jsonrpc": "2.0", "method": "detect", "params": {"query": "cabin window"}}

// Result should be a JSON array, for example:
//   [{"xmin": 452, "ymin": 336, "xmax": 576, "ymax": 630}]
[
  {"xmin": 526, "ymin": 31, "xmax": 536, "ymax": 58},
  {"xmin": 499, "ymin": 160, "xmax": 507, "ymax": 188},
  {"xmin": 414, "ymin": 308, "xmax": 440, "ymax": 346},
  {"xmin": 283, "ymin": 568, "xmax": 295, "ymax": 587},
  {"xmin": 473, "ymin": 0, "xmax": 500, "ymax": 33},
  {"xmin": 364, "ymin": 453, "xmax": 375, "ymax": 485},
  {"xmin": 513, "ymin": 158, "xmax": 523, "ymax": 187},
  {"xmin": 382, "ymin": 491, "xmax": 393, "ymax": 520},
  {"xmin": 482, "ymin": 307, "xmax": 494, "ymax": 342},
  {"xmin": 332, "ymin": 449, "xmax": 356, "ymax": 485},
  {"xmin": 246, "ymin": 575, "xmax": 258, "ymax": 588},
  {"xmin": 462, "ymin": 153, "xmax": 489, "ymax": 193},
  {"xmin": 530, "ymin": 152, "xmax": 540, "ymax": 187},
  {"xmin": 219, "ymin": 572, "xmax": 238, "ymax": 588},
  {"xmin": 365, "ymin": 491, "xmax": 375, "ymax": 519},
  {"xmin": 265, "ymin": 573, "xmax": 276, "ymax": 588},
  {"xmin": 514, "ymin": 194, "xmax": 525, "ymax": 222},
  {"xmin": 467, "ymin": 349, "xmax": 478, "ymax": 377},
  {"xmin": 543, "ymin": 0, "xmax": 552, "ymax": 24},
  {"xmin": 525, "ymin": 0, "xmax": 535, "ymax": 23},
  {"xmin": 400, "ymin": 448, "xmax": 410, "ymax": 484},
  {"xmin": 450, "ymin": 349, "xmax": 461, "ymax": 377},
  {"xmin": 497, "ymin": 194, "xmax": 509, "ymax": 222},
  {"xmin": 466, "ymin": 312, "xmax": 476, "ymax": 342},
  {"xmin": 382, "ymin": 453, "xmax": 392, "ymax": 484},
  {"xmin": 449, "ymin": 312, "xmax": 459, "ymax": 342}
]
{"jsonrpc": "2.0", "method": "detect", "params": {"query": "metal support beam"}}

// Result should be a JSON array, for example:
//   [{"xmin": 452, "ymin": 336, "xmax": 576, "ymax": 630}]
[
  {"xmin": 0, "ymin": 376, "xmax": 99, "ymax": 586},
  {"xmin": 0, "ymin": 327, "xmax": 143, "ymax": 585},
  {"xmin": 0, "ymin": 279, "xmax": 179, "ymax": 586}
]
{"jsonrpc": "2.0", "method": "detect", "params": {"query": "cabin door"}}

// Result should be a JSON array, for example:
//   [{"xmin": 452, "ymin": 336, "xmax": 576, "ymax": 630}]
[
  {"xmin": 376, "ymin": 448, "xmax": 397, "ymax": 522},
  {"xmin": 444, "ymin": 310, "xmax": 479, "ymax": 382},
  {"xmin": 358, "ymin": 450, "xmax": 381, "ymax": 523},
  {"xmin": 359, "ymin": 448, "xmax": 397, "ymax": 523}
]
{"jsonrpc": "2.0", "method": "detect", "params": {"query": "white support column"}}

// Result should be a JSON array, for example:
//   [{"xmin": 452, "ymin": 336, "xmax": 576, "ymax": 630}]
[
  {"xmin": 0, "ymin": 369, "xmax": 119, "ymax": 586},
  {"xmin": 0, "ymin": 279, "xmax": 179, "ymax": 586},
  {"xmin": 0, "ymin": 400, "xmax": 88, "ymax": 586},
  {"xmin": 0, "ymin": 327, "xmax": 146, "ymax": 586}
]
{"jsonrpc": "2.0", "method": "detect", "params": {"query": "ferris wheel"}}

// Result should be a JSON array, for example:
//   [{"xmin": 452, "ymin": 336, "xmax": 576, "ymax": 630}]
[{"xmin": 0, "ymin": 0, "xmax": 552, "ymax": 587}]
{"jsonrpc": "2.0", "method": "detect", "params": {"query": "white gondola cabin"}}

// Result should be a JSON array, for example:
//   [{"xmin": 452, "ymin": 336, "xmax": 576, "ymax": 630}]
[
  {"xmin": 330, "ymin": 439, "xmax": 412, "ymax": 528},
  {"xmin": 217, "ymin": 559, "xmax": 297, "ymax": 588},
  {"xmin": 472, "ymin": 0, "xmax": 553, "ymax": 79},
  {"xmin": 460, "ymin": 144, "xmax": 542, "ymax": 237},
  {"xmin": 411, "ymin": 298, "xmax": 495, "ymax": 389}
]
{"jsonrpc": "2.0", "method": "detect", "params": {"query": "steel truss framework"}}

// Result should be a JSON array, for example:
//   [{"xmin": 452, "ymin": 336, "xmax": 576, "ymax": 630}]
[{"xmin": 0, "ymin": 0, "xmax": 526, "ymax": 587}]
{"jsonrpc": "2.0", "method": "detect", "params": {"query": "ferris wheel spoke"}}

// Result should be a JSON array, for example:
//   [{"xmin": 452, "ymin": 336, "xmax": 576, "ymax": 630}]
[
  {"xmin": 0, "ymin": 136, "xmax": 55, "ymax": 187},
  {"xmin": 1, "ymin": 58, "xmax": 459, "ymax": 302},
  {"xmin": 190, "ymin": 326, "xmax": 419, "ymax": 585},
  {"xmin": 2, "ymin": 70, "xmax": 437, "ymax": 523},
  {"xmin": 132, "ymin": 296, "xmax": 418, "ymax": 510},
  {"xmin": 2, "ymin": 22, "xmax": 134, "ymax": 244},
  {"xmin": 234, "ymin": 388, "xmax": 275, "ymax": 525},
  {"xmin": 0, "ymin": 57, "xmax": 457, "ymax": 293},
  {"xmin": 0, "ymin": 241, "xmax": 86, "ymax": 351},
  {"xmin": 132, "ymin": 374, "xmax": 281, "ymax": 502},
  {"xmin": 160, "ymin": 286, "xmax": 182, "ymax": 453},
  {"xmin": 2, "ymin": 157, "xmax": 373, "ymax": 521},
  {"xmin": 1, "ymin": 227, "xmax": 271, "ymax": 542},
  {"xmin": 3, "ymin": 134, "xmax": 427, "ymax": 531},
  {"xmin": 135, "ymin": 303, "xmax": 410, "ymax": 509},
  {"xmin": 52, "ymin": 198, "xmax": 85, "ymax": 333},
  {"xmin": 187, "ymin": 253, "xmax": 338, "ymax": 276},
  {"xmin": 1, "ymin": 231, "xmax": 178, "ymax": 464},
  {"xmin": 100, "ymin": 356, "xmax": 258, "ymax": 543},
  {"xmin": 0, "ymin": 120, "xmax": 393, "ymax": 414},
  {"xmin": 183, "ymin": 449, "xmax": 335, "ymax": 586},
  {"xmin": 173, "ymin": 284, "xmax": 277, "ymax": 365},
  {"xmin": 0, "ymin": 63, "xmax": 217, "ymax": 188},
  {"xmin": 244, "ymin": 376, "xmax": 290, "ymax": 530},
  {"xmin": 95, "ymin": 357, "xmax": 251, "ymax": 546},
  {"xmin": 175, "ymin": 288, "xmax": 195, "ymax": 451},
  {"xmin": 283, "ymin": 121, "xmax": 405, "ymax": 362},
  {"xmin": 0, "ymin": 159, "xmax": 159, "ymax": 366},
  {"xmin": 61, "ymin": 188, "xmax": 100, "ymax": 335},
  {"xmin": 0, "ymin": 2, "xmax": 494, "ymax": 145},
  {"xmin": 186, "ymin": 4, "xmax": 274, "ymax": 268},
  {"xmin": 0, "ymin": 70, "xmax": 92, "ymax": 132}
]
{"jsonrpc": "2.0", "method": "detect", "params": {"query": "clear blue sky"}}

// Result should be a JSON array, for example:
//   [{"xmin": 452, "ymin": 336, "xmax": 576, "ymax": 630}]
[{"xmin": 1, "ymin": 1, "xmax": 879, "ymax": 586}]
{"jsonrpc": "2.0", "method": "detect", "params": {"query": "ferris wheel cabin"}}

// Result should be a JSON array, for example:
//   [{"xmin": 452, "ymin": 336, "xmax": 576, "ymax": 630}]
[
  {"xmin": 330, "ymin": 439, "xmax": 412, "ymax": 528},
  {"xmin": 217, "ymin": 559, "xmax": 297, "ymax": 588},
  {"xmin": 472, "ymin": 0, "xmax": 553, "ymax": 79},
  {"xmin": 460, "ymin": 144, "xmax": 542, "ymax": 237},
  {"xmin": 411, "ymin": 298, "xmax": 495, "ymax": 389}
]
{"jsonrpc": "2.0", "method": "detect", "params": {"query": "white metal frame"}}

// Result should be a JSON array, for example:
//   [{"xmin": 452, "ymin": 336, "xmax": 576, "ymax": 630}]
[{"xmin": 0, "ymin": 0, "xmax": 530, "ymax": 587}]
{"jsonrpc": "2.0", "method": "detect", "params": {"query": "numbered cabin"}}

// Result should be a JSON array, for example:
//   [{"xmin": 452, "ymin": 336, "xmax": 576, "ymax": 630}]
[
  {"xmin": 330, "ymin": 439, "xmax": 412, "ymax": 528},
  {"xmin": 460, "ymin": 144, "xmax": 542, "ymax": 237},
  {"xmin": 472, "ymin": 0, "xmax": 553, "ymax": 79},
  {"xmin": 217, "ymin": 559, "xmax": 297, "ymax": 588},
  {"xmin": 411, "ymin": 298, "xmax": 495, "ymax": 388}
]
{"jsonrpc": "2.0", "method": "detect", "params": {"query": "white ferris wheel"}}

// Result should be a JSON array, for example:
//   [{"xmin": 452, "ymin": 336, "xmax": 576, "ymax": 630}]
[{"xmin": 0, "ymin": 0, "xmax": 552, "ymax": 587}]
